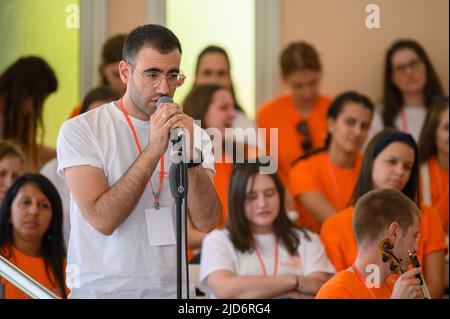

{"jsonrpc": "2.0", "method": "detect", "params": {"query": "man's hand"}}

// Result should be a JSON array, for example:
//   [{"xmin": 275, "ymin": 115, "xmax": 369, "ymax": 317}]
[
  {"xmin": 147, "ymin": 102, "xmax": 183, "ymax": 156},
  {"xmin": 148, "ymin": 102, "xmax": 196, "ymax": 159},
  {"xmin": 391, "ymin": 268, "xmax": 424, "ymax": 299}
]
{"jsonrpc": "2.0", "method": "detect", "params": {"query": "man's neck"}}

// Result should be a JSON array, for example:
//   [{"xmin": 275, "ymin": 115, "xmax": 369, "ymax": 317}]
[
  {"xmin": 353, "ymin": 246, "xmax": 391, "ymax": 285},
  {"xmin": 119, "ymin": 93, "xmax": 150, "ymax": 121},
  {"xmin": 328, "ymin": 142, "xmax": 357, "ymax": 168},
  {"xmin": 403, "ymin": 92, "xmax": 425, "ymax": 107},
  {"xmin": 437, "ymin": 151, "xmax": 449, "ymax": 171}
]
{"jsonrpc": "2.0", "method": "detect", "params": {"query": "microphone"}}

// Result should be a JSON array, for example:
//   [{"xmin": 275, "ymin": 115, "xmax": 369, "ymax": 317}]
[{"xmin": 156, "ymin": 96, "xmax": 183, "ymax": 142}]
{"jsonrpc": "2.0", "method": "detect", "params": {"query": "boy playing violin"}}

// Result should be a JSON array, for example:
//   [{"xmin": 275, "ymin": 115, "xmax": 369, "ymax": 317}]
[{"xmin": 316, "ymin": 188, "xmax": 426, "ymax": 299}]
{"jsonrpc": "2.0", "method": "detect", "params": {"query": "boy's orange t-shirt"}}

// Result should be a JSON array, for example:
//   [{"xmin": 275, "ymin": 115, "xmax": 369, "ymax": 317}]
[
  {"xmin": 256, "ymin": 94, "xmax": 332, "ymax": 186},
  {"xmin": 316, "ymin": 270, "xmax": 394, "ymax": 299},
  {"xmin": 320, "ymin": 205, "xmax": 448, "ymax": 272},
  {"xmin": 0, "ymin": 246, "xmax": 68, "ymax": 299},
  {"xmin": 289, "ymin": 152, "xmax": 362, "ymax": 233}
]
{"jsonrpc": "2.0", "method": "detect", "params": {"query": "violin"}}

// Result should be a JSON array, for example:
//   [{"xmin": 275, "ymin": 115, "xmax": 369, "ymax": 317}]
[{"xmin": 378, "ymin": 239, "xmax": 431, "ymax": 299}]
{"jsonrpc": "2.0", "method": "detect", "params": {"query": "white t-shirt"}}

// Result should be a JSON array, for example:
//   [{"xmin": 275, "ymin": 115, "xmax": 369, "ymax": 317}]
[
  {"xmin": 199, "ymin": 229, "xmax": 335, "ymax": 298},
  {"xmin": 368, "ymin": 105, "xmax": 427, "ymax": 143},
  {"xmin": 56, "ymin": 102, "xmax": 215, "ymax": 299},
  {"xmin": 40, "ymin": 158, "xmax": 71, "ymax": 250}
]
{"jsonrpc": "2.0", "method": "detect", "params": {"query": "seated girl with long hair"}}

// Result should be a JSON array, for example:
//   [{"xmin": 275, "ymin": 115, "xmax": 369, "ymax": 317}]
[{"xmin": 199, "ymin": 161, "xmax": 335, "ymax": 299}]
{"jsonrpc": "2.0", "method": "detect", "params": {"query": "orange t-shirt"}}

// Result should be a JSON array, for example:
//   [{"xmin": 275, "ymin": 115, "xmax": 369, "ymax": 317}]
[
  {"xmin": 320, "ymin": 205, "xmax": 448, "ymax": 271},
  {"xmin": 421, "ymin": 157, "xmax": 449, "ymax": 234},
  {"xmin": 213, "ymin": 161, "xmax": 234, "ymax": 229},
  {"xmin": 0, "ymin": 246, "xmax": 68, "ymax": 299},
  {"xmin": 257, "ymin": 94, "xmax": 332, "ymax": 186},
  {"xmin": 289, "ymin": 152, "xmax": 362, "ymax": 233},
  {"xmin": 316, "ymin": 270, "xmax": 393, "ymax": 299}
]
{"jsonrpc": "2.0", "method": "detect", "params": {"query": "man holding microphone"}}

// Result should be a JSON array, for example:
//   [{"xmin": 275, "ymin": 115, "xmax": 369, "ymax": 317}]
[{"xmin": 57, "ymin": 24, "xmax": 221, "ymax": 298}]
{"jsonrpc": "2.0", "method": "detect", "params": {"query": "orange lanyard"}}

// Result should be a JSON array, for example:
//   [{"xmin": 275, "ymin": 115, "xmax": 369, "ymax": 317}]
[
  {"xmin": 351, "ymin": 264, "xmax": 376, "ymax": 299},
  {"xmin": 255, "ymin": 239, "xmax": 279, "ymax": 276},
  {"xmin": 118, "ymin": 98, "xmax": 165, "ymax": 209},
  {"xmin": 399, "ymin": 108, "xmax": 408, "ymax": 132}
]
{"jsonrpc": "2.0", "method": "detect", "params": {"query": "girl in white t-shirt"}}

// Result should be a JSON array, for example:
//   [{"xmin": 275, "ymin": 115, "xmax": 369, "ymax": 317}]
[
  {"xmin": 199, "ymin": 162, "xmax": 335, "ymax": 299},
  {"xmin": 369, "ymin": 39, "xmax": 444, "ymax": 143}
]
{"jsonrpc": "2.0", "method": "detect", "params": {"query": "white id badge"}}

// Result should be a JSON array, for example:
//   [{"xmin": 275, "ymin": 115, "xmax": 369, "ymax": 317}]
[{"xmin": 145, "ymin": 206, "xmax": 176, "ymax": 246}]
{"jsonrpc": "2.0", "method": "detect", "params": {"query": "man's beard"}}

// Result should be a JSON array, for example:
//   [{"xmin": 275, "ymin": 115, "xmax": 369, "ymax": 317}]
[{"xmin": 129, "ymin": 87, "xmax": 156, "ymax": 117}]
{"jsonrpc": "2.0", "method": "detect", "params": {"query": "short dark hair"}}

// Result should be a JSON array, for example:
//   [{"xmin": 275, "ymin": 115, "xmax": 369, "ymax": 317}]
[
  {"xmin": 0, "ymin": 173, "xmax": 66, "ymax": 298},
  {"xmin": 353, "ymin": 188, "xmax": 420, "ymax": 246},
  {"xmin": 227, "ymin": 161, "xmax": 309, "ymax": 255},
  {"xmin": 122, "ymin": 24, "xmax": 182, "ymax": 63},
  {"xmin": 280, "ymin": 42, "xmax": 321, "ymax": 78}
]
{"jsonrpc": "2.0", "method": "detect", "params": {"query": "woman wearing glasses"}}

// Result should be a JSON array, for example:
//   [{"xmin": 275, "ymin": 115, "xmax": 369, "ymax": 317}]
[
  {"xmin": 289, "ymin": 92, "xmax": 374, "ymax": 233},
  {"xmin": 368, "ymin": 39, "xmax": 444, "ymax": 142},
  {"xmin": 199, "ymin": 161, "xmax": 335, "ymax": 299}
]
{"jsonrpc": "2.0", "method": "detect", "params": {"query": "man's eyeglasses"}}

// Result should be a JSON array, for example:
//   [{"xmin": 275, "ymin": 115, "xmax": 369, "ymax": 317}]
[
  {"xmin": 296, "ymin": 121, "xmax": 312, "ymax": 152},
  {"xmin": 393, "ymin": 59, "xmax": 423, "ymax": 75},
  {"xmin": 128, "ymin": 63, "xmax": 186, "ymax": 88}
]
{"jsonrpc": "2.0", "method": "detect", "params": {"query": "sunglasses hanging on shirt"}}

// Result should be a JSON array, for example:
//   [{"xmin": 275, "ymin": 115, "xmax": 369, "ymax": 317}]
[{"xmin": 296, "ymin": 121, "xmax": 313, "ymax": 152}]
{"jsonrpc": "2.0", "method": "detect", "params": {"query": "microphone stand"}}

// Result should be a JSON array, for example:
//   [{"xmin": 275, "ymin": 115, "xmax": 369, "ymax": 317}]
[{"xmin": 169, "ymin": 134, "xmax": 189, "ymax": 299}]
